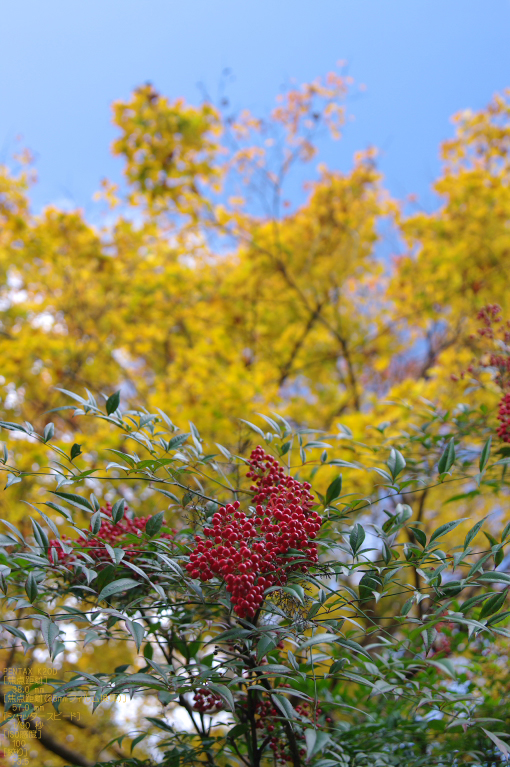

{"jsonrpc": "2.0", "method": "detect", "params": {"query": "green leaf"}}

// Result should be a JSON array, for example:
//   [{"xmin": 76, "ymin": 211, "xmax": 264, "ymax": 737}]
[
  {"xmin": 476, "ymin": 572, "xmax": 510, "ymax": 585},
  {"xmin": 239, "ymin": 419, "xmax": 265, "ymax": 438},
  {"xmin": 350, "ymin": 523, "xmax": 365, "ymax": 555},
  {"xmin": 31, "ymin": 519, "xmax": 49, "ymax": 554},
  {"xmin": 32, "ymin": 508, "xmax": 59, "ymax": 540},
  {"xmin": 130, "ymin": 733, "xmax": 148, "ymax": 753},
  {"xmin": 429, "ymin": 518, "xmax": 467, "ymax": 545},
  {"xmin": 97, "ymin": 578, "xmax": 139, "ymax": 602},
  {"xmin": 143, "ymin": 642, "xmax": 154, "ymax": 660},
  {"xmin": 0, "ymin": 420, "xmax": 27, "ymax": 433},
  {"xmin": 328, "ymin": 459, "xmax": 360, "ymax": 469},
  {"xmin": 272, "ymin": 693, "xmax": 298, "ymax": 721},
  {"xmin": 155, "ymin": 488, "xmax": 181, "ymax": 504},
  {"xmin": 305, "ymin": 729, "xmax": 331, "ymax": 760},
  {"xmin": 479, "ymin": 436, "xmax": 492, "ymax": 472},
  {"xmin": 52, "ymin": 491, "xmax": 94, "ymax": 513},
  {"xmin": 4, "ymin": 625, "xmax": 28, "ymax": 643},
  {"xmin": 325, "ymin": 475, "xmax": 342, "ymax": 506},
  {"xmin": 287, "ymin": 650, "xmax": 300, "ymax": 673},
  {"xmin": 125, "ymin": 620, "xmax": 146, "ymax": 652},
  {"xmin": 252, "ymin": 664, "xmax": 294, "ymax": 676},
  {"xmin": 438, "ymin": 438, "xmax": 455, "ymax": 474},
  {"xmin": 84, "ymin": 630, "xmax": 100, "ymax": 647},
  {"xmin": 425, "ymin": 658, "xmax": 456, "ymax": 678},
  {"xmin": 189, "ymin": 421, "xmax": 201, "ymax": 443},
  {"xmin": 39, "ymin": 617, "xmax": 60, "ymax": 658},
  {"xmin": 25, "ymin": 573, "xmax": 39, "ymax": 602},
  {"xmin": 106, "ymin": 390, "xmax": 121, "ymax": 415},
  {"xmin": 336, "ymin": 638, "xmax": 372, "ymax": 660},
  {"xmin": 208, "ymin": 683, "xmax": 235, "ymax": 712},
  {"xmin": 401, "ymin": 597, "xmax": 415, "ymax": 616},
  {"xmin": 371, "ymin": 467, "xmax": 394, "ymax": 483},
  {"xmin": 488, "ymin": 610, "xmax": 510, "ymax": 626},
  {"xmin": 167, "ymin": 433, "xmax": 190, "ymax": 450},
  {"xmin": 409, "ymin": 527, "xmax": 427, "ymax": 547},
  {"xmin": 156, "ymin": 408, "xmax": 175, "ymax": 431},
  {"xmin": 227, "ymin": 723, "xmax": 249, "ymax": 740},
  {"xmin": 459, "ymin": 593, "xmax": 492, "ymax": 613},
  {"xmin": 482, "ymin": 728, "xmax": 510, "ymax": 757},
  {"xmin": 328, "ymin": 659, "xmax": 347, "ymax": 676},
  {"xmin": 211, "ymin": 628, "xmax": 252, "ymax": 642},
  {"xmin": 145, "ymin": 658, "xmax": 168, "ymax": 682},
  {"xmin": 479, "ymin": 589, "xmax": 508, "ymax": 620},
  {"xmin": 304, "ymin": 441, "xmax": 332, "ymax": 450},
  {"xmin": 387, "ymin": 448, "xmax": 406, "ymax": 480},
  {"xmin": 4, "ymin": 473, "xmax": 21, "ymax": 490},
  {"xmin": 107, "ymin": 449, "xmax": 136, "ymax": 468},
  {"xmin": 256, "ymin": 413, "xmax": 281, "ymax": 433},
  {"xmin": 43, "ymin": 423, "xmax": 55, "ymax": 442},
  {"xmin": 257, "ymin": 634, "xmax": 277, "ymax": 662},
  {"xmin": 359, "ymin": 572, "xmax": 382, "ymax": 602},
  {"xmin": 145, "ymin": 716, "xmax": 174, "ymax": 733},
  {"xmin": 145, "ymin": 511, "xmax": 165, "ymax": 537},
  {"xmin": 54, "ymin": 387, "xmax": 88, "ymax": 405},
  {"xmin": 298, "ymin": 633, "xmax": 338, "ymax": 651},
  {"xmin": 111, "ymin": 498, "xmax": 126, "ymax": 524},
  {"xmin": 282, "ymin": 584, "xmax": 305, "ymax": 604},
  {"xmin": 70, "ymin": 443, "xmax": 82, "ymax": 460},
  {"xmin": 90, "ymin": 511, "xmax": 102, "ymax": 535},
  {"xmin": 464, "ymin": 517, "xmax": 487, "ymax": 550}
]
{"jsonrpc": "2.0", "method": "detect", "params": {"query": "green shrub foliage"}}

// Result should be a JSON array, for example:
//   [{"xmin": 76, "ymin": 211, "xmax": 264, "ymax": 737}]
[{"xmin": 1, "ymin": 391, "xmax": 510, "ymax": 766}]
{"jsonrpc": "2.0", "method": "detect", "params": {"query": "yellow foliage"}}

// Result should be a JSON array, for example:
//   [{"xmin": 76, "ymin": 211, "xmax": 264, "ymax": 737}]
[{"xmin": 0, "ymin": 75, "xmax": 509, "ymax": 544}]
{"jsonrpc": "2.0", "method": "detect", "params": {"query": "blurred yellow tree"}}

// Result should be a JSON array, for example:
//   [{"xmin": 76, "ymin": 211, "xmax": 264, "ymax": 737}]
[
  {"xmin": 1, "ymin": 79, "xmax": 509, "ymax": 519},
  {"xmin": 2, "ymin": 75, "xmax": 510, "ymax": 765}
]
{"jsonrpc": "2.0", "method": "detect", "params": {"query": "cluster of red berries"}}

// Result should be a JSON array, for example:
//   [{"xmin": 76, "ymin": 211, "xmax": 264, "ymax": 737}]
[
  {"xmin": 497, "ymin": 391, "xmax": 510, "ymax": 443},
  {"xmin": 192, "ymin": 688, "xmax": 224, "ymax": 714},
  {"xmin": 454, "ymin": 305, "xmax": 510, "ymax": 443},
  {"xmin": 48, "ymin": 502, "xmax": 174, "ymax": 567},
  {"xmin": 475, "ymin": 306, "xmax": 510, "ymax": 443},
  {"xmin": 475, "ymin": 305, "xmax": 510, "ymax": 343},
  {"xmin": 255, "ymin": 690, "xmax": 330, "ymax": 764},
  {"xmin": 185, "ymin": 447, "xmax": 321, "ymax": 618},
  {"xmin": 431, "ymin": 616, "xmax": 454, "ymax": 657}
]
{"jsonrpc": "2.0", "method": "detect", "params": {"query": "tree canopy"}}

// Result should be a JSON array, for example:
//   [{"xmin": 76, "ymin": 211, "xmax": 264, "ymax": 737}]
[{"xmin": 1, "ymin": 72, "xmax": 510, "ymax": 766}]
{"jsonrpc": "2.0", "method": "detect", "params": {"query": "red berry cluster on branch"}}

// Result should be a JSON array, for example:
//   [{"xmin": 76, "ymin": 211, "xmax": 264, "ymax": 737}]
[
  {"xmin": 192, "ymin": 688, "xmax": 224, "ymax": 714},
  {"xmin": 497, "ymin": 391, "xmax": 510, "ymax": 443},
  {"xmin": 456, "ymin": 305, "xmax": 510, "ymax": 443},
  {"xmin": 186, "ymin": 447, "xmax": 321, "ymax": 618},
  {"xmin": 476, "ymin": 306, "xmax": 510, "ymax": 443},
  {"xmin": 431, "ymin": 614, "xmax": 454, "ymax": 657},
  {"xmin": 48, "ymin": 502, "xmax": 174, "ymax": 568}
]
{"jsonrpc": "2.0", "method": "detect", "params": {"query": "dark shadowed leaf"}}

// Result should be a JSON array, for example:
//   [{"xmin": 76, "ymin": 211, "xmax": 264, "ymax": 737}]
[
  {"xmin": 97, "ymin": 578, "xmax": 139, "ymax": 602},
  {"xmin": 438, "ymin": 438, "xmax": 455, "ymax": 474}
]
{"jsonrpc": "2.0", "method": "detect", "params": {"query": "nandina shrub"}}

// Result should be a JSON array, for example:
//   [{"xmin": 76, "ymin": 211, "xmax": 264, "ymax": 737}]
[{"xmin": 2, "ymin": 389, "xmax": 510, "ymax": 766}]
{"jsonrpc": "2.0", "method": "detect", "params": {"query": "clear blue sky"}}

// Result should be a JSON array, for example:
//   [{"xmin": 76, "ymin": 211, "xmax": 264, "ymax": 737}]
[{"xmin": 1, "ymin": 1, "xmax": 509, "ymax": 216}]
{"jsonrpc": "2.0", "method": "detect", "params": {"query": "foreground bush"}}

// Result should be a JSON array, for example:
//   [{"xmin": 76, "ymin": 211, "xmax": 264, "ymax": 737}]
[{"xmin": 1, "ymin": 386, "xmax": 510, "ymax": 766}]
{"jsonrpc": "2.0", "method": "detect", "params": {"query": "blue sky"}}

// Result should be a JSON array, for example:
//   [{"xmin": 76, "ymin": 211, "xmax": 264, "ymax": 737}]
[{"xmin": 1, "ymin": 1, "xmax": 509, "ymax": 217}]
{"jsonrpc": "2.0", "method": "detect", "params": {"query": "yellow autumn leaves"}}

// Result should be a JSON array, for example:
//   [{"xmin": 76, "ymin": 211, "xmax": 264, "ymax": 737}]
[{"xmin": 0, "ymin": 74, "xmax": 509, "ymax": 531}]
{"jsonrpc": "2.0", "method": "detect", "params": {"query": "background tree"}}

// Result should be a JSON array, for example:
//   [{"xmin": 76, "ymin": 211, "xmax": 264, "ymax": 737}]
[{"xmin": 1, "ymin": 72, "xmax": 510, "ymax": 765}]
